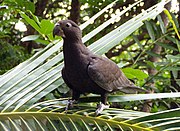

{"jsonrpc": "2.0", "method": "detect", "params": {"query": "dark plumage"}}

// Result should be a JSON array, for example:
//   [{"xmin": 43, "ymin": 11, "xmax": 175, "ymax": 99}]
[{"xmin": 53, "ymin": 20, "xmax": 147, "ymax": 115}]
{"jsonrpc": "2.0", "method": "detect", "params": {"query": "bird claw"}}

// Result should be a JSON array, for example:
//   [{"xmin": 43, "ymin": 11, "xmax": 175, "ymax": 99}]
[
  {"xmin": 65, "ymin": 99, "xmax": 76, "ymax": 111},
  {"xmin": 95, "ymin": 102, "xmax": 109, "ymax": 115}
]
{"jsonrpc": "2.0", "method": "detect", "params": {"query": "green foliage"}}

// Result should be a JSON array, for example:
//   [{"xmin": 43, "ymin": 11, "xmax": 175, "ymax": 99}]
[
  {"xmin": 20, "ymin": 11, "xmax": 55, "ymax": 44},
  {"xmin": 122, "ymin": 68, "xmax": 148, "ymax": 80},
  {"xmin": 1, "ymin": 98, "xmax": 180, "ymax": 130},
  {"xmin": 0, "ymin": 40, "xmax": 30, "ymax": 75},
  {"xmin": 142, "ymin": 16, "xmax": 180, "ymax": 92},
  {"xmin": 145, "ymin": 21, "xmax": 156, "ymax": 41},
  {"xmin": 0, "ymin": 0, "xmax": 36, "ymax": 74},
  {"xmin": 122, "ymin": 68, "xmax": 148, "ymax": 86},
  {"xmin": 14, "ymin": 0, "xmax": 35, "ymax": 13},
  {"xmin": 21, "ymin": 35, "xmax": 40, "ymax": 42},
  {"xmin": 164, "ymin": 9, "xmax": 180, "ymax": 39},
  {"xmin": 0, "ymin": 0, "xmax": 180, "ymax": 130}
]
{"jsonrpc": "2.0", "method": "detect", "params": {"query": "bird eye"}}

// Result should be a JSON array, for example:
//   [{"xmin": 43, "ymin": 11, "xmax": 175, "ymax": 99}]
[{"xmin": 66, "ymin": 23, "xmax": 72, "ymax": 27}]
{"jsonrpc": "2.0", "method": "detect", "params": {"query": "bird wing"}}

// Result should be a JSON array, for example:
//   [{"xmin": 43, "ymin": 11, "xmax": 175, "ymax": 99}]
[{"xmin": 87, "ymin": 56, "xmax": 145, "ymax": 93}]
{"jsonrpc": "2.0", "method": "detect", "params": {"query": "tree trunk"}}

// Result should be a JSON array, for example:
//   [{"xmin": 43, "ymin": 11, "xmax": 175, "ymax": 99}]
[
  {"xmin": 142, "ymin": 44, "xmax": 161, "ymax": 112},
  {"xmin": 69, "ymin": 0, "xmax": 80, "ymax": 24},
  {"xmin": 142, "ymin": 1, "xmax": 171, "ymax": 112}
]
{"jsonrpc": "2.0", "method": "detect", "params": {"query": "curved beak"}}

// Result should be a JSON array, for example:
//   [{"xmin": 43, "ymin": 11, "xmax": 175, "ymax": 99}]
[{"xmin": 53, "ymin": 23, "xmax": 65, "ymax": 38}]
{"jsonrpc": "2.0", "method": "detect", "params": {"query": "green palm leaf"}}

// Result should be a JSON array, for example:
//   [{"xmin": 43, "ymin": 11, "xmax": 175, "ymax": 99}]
[
  {"xmin": 0, "ymin": 112, "xmax": 150, "ymax": 130},
  {"xmin": 0, "ymin": 0, "xmax": 170, "ymax": 112},
  {"xmin": 0, "ymin": 103, "xmax": 179, "ymax": 130},
  {"xmin": 1, "ymin": 0, "xmax": 179, "ymax": 130}
]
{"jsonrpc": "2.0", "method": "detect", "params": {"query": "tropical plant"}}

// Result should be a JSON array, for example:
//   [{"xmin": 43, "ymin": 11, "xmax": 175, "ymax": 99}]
[{"xmin": 0, "ymin": 0, "xmax": 180, "ymax": 130}]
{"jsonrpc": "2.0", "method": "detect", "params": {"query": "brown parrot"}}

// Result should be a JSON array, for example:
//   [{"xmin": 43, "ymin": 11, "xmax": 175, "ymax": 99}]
[{"xmin": 53, "ymin": 20, "xmax": 147, "ymax": 115}]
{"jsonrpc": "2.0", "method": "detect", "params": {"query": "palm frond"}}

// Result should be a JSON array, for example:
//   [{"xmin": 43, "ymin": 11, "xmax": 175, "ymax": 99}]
[
  {"xmin": 0, "ymin": 0, "xmax": 170, "ymax": 112},
  {"xmin": 0, "ymin": 111, "xmax": 150, "ymax": 131},
  {"xmin": 0, "ymin": 102, "xmax": 179, "ymax": 131}
]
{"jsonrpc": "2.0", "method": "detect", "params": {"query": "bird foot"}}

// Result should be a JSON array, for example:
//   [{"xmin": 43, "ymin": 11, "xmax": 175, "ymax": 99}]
[
  {"xmin": 65, "ymin": 99, "xmax": 76, "ymax": 111},
  {"xmin": 95, "ymin": 102, "xmax": 109, "ymax": 115}
]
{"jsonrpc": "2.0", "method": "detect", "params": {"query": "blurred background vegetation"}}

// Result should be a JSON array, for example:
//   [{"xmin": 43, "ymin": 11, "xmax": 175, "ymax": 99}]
[
  {"xmin": 0, "ymin": 0, "xmax": 180, "ymax": 113},
  {"xmin": 0, "ymin": 0, "xmax": 180, "ymax": 130}
]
